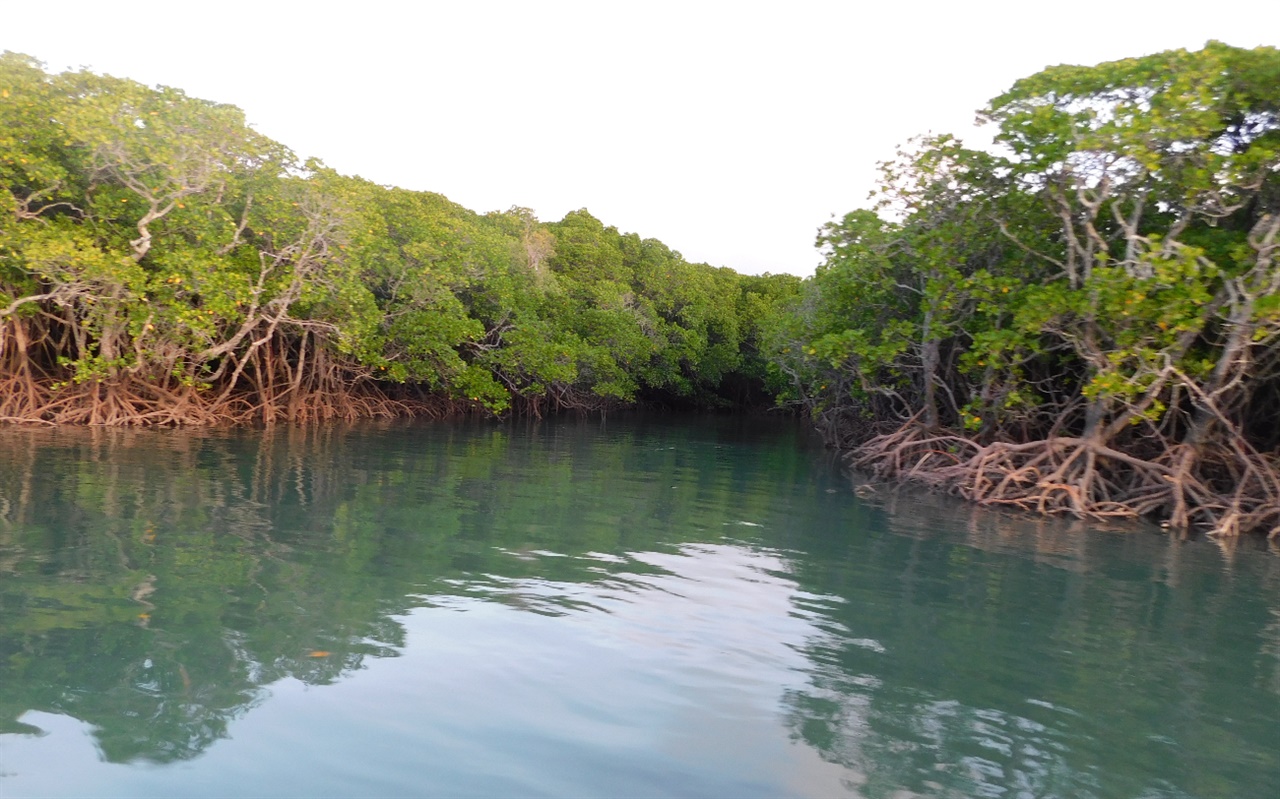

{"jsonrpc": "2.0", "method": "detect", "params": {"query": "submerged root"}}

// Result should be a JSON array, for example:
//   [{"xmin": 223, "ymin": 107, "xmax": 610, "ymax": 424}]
[{"xmin": 850, "ymin": 423, "xmax": 1280, "ymax": 538}]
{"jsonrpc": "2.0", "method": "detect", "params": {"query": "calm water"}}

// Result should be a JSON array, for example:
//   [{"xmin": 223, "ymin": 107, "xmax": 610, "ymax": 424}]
[{"xmin": 1, "ymin": 417, "xmax": 1278, "ymax": 798}]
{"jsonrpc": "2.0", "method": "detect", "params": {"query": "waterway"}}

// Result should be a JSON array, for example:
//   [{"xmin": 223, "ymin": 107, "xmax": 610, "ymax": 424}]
[{"xmin": 1, "ymin": 417, "xmax": 1277, "ymax": 798}]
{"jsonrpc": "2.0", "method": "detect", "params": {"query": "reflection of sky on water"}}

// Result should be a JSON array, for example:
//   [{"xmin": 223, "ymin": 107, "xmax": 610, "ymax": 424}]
[{"xmin": 3, "ymin": 544, "xmax": 865, "ymax": 798}]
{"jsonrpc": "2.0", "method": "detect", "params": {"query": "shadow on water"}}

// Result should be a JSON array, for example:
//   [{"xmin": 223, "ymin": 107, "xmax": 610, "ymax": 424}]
[{"xmin": 0, "ymin": 417, "xmax": 1278, "ymax": 798}]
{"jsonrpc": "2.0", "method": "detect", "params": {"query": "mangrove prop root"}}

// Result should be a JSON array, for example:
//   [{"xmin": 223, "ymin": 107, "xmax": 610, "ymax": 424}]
[
  {"xmin": 850, "ymin": 423, "xmax": 1280, "ymax": 538},
  {"xmin": 0, "ymin": 374, "xmax": 440, "ymax": 428}
]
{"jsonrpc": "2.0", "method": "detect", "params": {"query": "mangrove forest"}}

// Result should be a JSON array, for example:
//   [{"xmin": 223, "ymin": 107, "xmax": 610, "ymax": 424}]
[{"xmin": 2, "ymin": 42, "xmax": 1280, "ymax": 538}]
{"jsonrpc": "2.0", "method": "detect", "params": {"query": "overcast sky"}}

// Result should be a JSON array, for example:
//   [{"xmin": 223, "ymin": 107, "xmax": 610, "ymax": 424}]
[{"xmin": 4, "ymin": 1, "xmax": 1277, "ymax": 275}]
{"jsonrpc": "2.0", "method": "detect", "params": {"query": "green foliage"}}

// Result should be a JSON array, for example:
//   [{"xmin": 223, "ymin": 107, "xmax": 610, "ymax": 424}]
[
  {"xmin": 767, "ymin": 42, "xmax": 1280, "ymax": 455},
  {"xmin": 0, "ymin": 55, "xmax": 796, "ymax": 420}
]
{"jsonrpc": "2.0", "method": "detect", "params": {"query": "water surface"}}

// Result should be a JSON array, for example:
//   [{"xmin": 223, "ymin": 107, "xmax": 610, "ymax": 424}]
[{"xmin": 1, "ymin": 417, "xmax": 1278, "ymax": 798}]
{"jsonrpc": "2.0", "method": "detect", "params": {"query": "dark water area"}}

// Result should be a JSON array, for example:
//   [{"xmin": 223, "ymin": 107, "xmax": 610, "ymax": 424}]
[{"xmin": 0, "ymin": 417, "xmax": 1277, "ymax": 798}]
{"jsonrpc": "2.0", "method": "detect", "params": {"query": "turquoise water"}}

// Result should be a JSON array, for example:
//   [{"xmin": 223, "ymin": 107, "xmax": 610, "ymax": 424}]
[{"xmin": 1, "ymin": 418, "xmax": 1277, "ymax": 798}]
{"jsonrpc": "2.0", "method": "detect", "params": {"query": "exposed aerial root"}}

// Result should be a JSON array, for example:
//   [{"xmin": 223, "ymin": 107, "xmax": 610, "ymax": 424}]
[
  {"xmin": 0, "ymin": 375, "xmax": 451, "ymax": 428},
  {"xmin": 850, "ymin": 422, "xmax": 1280, "ymax": 538}
]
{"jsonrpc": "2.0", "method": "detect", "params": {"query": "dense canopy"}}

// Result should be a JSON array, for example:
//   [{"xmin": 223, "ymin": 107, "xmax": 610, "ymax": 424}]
[{"xmin": 0, "ymin": 52, "xmax": 798, "ymax": 423}]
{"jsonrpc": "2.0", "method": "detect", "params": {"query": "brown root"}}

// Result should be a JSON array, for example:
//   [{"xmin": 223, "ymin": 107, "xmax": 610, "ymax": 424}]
[
  {"xmin": 850, "ymin": 422, "xmax": 1280, "ymax": 538},
  {"xmin": 0, "ymin": 372, "xmax": 452, "ymax": 428}
]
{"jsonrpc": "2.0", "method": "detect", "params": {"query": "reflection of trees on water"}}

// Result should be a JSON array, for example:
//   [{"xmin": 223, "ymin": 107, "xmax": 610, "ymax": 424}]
[
  {"xmin": 0, "ymin": 419, "xmax": 807, "ymax": 763},
  {"xmin": 1263, "ymin": 611, "xmax": 1280, "ymax": 698},
  {"xmin": 778, "ymin": 489, "xmax": 1280, "ymax": 799},
  {"xmin": 2, "ymin": 418, "xmax": 1278, "ymax": 796}
]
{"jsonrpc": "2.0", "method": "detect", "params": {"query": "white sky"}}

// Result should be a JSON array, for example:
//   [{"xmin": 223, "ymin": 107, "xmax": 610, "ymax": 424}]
[{"xmin": 4, "ymin": 1, "xmax": 1277, "ymax": 275}]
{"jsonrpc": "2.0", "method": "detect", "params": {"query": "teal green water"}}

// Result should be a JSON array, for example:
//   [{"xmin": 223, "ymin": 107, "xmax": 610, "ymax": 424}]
[{"xmin": 1, "ymin": 418, "xmax": 1278, "ymax": 798}]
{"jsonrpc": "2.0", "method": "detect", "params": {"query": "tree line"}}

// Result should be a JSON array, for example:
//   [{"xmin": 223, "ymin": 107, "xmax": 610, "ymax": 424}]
[{"xmin": 0, "ymin": 51, "xmax": 799, "ymax": 425}]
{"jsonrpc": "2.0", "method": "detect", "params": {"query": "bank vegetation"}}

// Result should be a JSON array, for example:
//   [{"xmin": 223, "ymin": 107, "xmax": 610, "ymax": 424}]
[
  {"xmin": 0, "ymin": 52, "xmax": 798, "ymax": 425},
  {"xmin": 770, "ymin": 43, "xmax": 1280, "ymax": 537}
]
